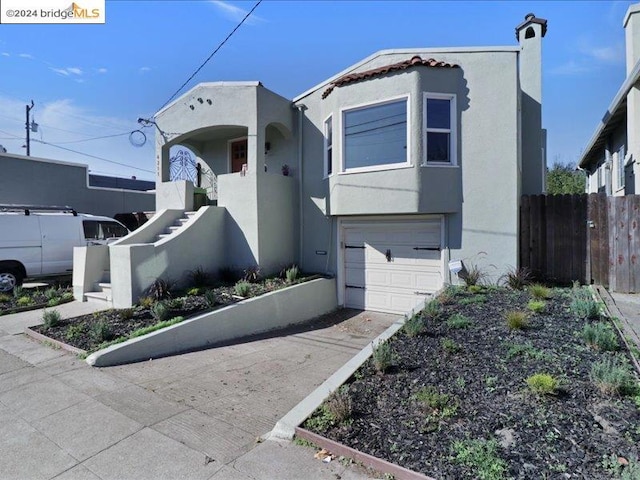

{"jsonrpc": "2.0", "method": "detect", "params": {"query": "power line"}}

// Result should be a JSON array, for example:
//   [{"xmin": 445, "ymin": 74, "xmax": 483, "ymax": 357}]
[
  {"xmin": 32, "ymin": 139, "xmax": 154, "ymax": 174},
  {"xmin": 54, "ymin": 131, "xmax": 132, "ymax": 144},
  {"xmin": 159, "ymin": 0, "xmax": 262, "ymax": 111}
]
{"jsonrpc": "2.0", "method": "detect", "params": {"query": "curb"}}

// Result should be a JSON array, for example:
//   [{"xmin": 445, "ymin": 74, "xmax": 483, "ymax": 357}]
[{"xmin": 24, "ymin": 327, "xmax": 87, "ymax": 356}]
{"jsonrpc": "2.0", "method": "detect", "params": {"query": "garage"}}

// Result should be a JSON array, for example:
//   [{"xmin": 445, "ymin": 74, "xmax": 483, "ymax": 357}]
[{"xmin": 341, "ymin": 219, "xmax": 444, "ymax": 314}]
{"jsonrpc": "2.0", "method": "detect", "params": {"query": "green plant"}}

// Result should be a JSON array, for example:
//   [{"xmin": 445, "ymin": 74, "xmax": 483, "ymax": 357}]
[
  {"xmin": 138, "ymin": 296, "xmax": 155, "ymax": 309},
  {"xmin": 61, "ymin": 292, "xmax": 74, "ymax": 301},
  {"xmin": 459, "ymin": 295, "xmax": 487, "ymax": 305},
  {"xmin": 570, "ymin": 287, "xmax": 600, "ymax": 319},
  {"xmin": 403, "ymin": 314, "xmax": 426, "ymax": 337},
  {"xmin": 145, "ymin": 278, "xmax": 173, "ymax": 301},
  {"xmin": 188, "ymin": 266, "xmax": 210, "ymax": 287},
  {"xmin": 452, "ymin": 438, "xmax": 507, "ymax": 480},
  {"xmin": 467, "ymin": 285, "xmax": 483, "ymax": 294},
  {"xmin": 47, "ymin": 298, "xmax": 61, "ymax": 307},
  {"xmin": 65, "ymin": 324, "xmax": 85, "ymax": 341},
  {"xmin": 505, "ymin": 342, "xmax": 548, "ymax": 361},
  {"xmin": 42, "ymin": 309, "xmax": 61, "ymax": 329},
  {"xmin": 529, "ymin": 283, "xmax": 552, "ymax": 300},
  {"xmin": 292, "ymin": 437, "xmax": 317, "ymax": 448},
  {"xmin": 0, "ymin": 293, "xmax": 10, "ymax": 303},
  {"xmin": 422, "ymin": 299, "xmax": 442, "ymax": 319},
  {"xmin": 446, "ymin": 313, "xmax": 471, "ymax": 329},
  {"xmin": 150, "ymin": 301, "xmax": 170, "ymax": 322},
  {"xmin": 505, "ymin": 310, "xmax": 528, "ymax": 330},
  {"xmin": 186, "ymin": 287, "xmax": 202, "ymax": 296},
  {"xmin": 243, "ymin": 265, "xmax": 261, "ymax": 283},
  {"xmin": 12, "ymin": 286, "xmax": 23, "ymax": 298},
  {"xmin": 500, "ymin": 266, "xmax": 532, "ymax": 290},
  {"xmin": 234, "ymin": 281, "xmax": 251, "ymax": 297},
  {"xmin": 129, "ymin": 316, "xmax": 184, "ymax": 338},
  {"xmin": 119, "ymin": 308, "xmax": 135, "ymax": 320},
  {"xmin": 304, "ymin": 404, "xmax": 336, "ymax": 433},
  {"xmin": 526, "ymin": 373, "xmax": 558, "ymax": 396},
  {"xmin": 461, "ymin": 262, "xmax": 487, "ymax": 287},
  {"xmin": 285, "ymin": 265, "xmax": 299, "ymax": 283},
  {"xmin": 590, "ymin": 356, "xmax": 638, "ymax": 396},
  {"xmin": 89, "ymin": 320, "xmax": 114, "ymax": 343},
  {"xmin": 602, "ymin": 454, "xmax": 640, "ymax": 480},
  {"xmin": 44, "ymin": 287, "xmax": 59, "ymax": 300},
  {"xmin": 412, "ymin": 386, "xmax": 458, "ymax": 418},
  {"xmin": 527, "ymin": 300, "xmax": 546, "ymax": 313},
  {"xmin": 204, "ymin": 289, "xmax": 217, "ymax": 308},
  {"xmin": 582, "ymin": 322, "xmax": 619, "ymax": 352},
  {"xmin": 441, "ymin": 337, "xmax": 461, "ymax": 353},
  {"xmin": 326, "ymin": 386, "xmax": 352, "ymax": 423},
  {"xmin": 372, "ymin": 340, "xmax": 393, "ymax": 373},
  {"xmin": 16, "ymin": 296, "xmax": 32, "ymax": 306}
]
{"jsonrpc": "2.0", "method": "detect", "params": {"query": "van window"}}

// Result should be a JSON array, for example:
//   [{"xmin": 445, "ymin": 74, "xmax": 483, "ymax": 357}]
[{"xmin": 83, "ymin": 221, "xmax": 128, "ymax": 240}]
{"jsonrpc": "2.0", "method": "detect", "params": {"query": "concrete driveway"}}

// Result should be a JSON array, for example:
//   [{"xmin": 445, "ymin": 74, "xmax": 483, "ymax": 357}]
[{"xmin": 0, "ymin": 306, "xmax": 396, "ymax": 480}]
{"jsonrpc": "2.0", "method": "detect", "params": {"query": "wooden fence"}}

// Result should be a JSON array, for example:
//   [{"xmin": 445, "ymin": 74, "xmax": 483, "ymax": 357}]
[{"xmin": 520, "ymin": 193, "xmax": 640, "ymax": 292}]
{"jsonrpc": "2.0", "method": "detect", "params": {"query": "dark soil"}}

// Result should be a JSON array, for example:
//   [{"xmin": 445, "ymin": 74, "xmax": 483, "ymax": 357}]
[
  {"xmin": 33, "ymin": 276, "xmax": 303, "ymax": 352},
  {"xmin": 304, "ymin": 287, "xmax": 640, "ymax": 479},
  {"xmin": 0, "ymin": 285, "xmax": 73, "ymax": 315}
]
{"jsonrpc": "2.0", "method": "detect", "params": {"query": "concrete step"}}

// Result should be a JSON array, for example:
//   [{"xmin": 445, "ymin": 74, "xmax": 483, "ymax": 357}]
[
  {"xmin": 84, "ymin": 291, "xmax": 112, "ymax": 306},
  {"xmin": 98, "ymin": 282, "xmax": 112, "ymax": 293}
]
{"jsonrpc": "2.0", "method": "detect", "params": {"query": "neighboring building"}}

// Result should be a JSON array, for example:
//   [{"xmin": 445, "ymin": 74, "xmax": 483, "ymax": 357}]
[
  {"xmin": 76, "ymin": 14, "xmax": 547, "ymax": 313},
  {"xmin": 580, "ymin": 3, "xmax": 640, "ymax": 195},
  {"xmin": 0, "ymin": 152, "xmax": 155, "ymax": 217}
]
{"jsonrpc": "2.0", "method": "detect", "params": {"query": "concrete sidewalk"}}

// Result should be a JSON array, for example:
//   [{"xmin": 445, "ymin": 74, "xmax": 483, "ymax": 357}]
[
  {"xmin": 0, "ymin": 302, "xmax": 396, "ymax": 480},
  {"xmin": 609, "ymin": 292, "xmax": 640, "ymax": 349}
]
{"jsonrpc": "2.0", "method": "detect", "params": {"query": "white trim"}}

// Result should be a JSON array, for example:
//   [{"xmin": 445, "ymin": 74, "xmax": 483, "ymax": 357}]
[
  {"xmin": 340, "ymin": 95, "xmax": 411, "ymax": 173},
  {"xmin": 336, "ymin": 214, "xmax": 445, "ymax": 309},
  {"xmin": 227, "ymin": 136, "xmax": 248, "ymax": 174},
  {"xmin": 336, "ymin": 163, "xmax": 415, "ymax": 175},
  {"xmin": 422, "ymin": 92, "xmax": 457, "ymax": 166},
  {"xmin": 323, "ymin": 114, "xmax": 333, "ymax": 179}
]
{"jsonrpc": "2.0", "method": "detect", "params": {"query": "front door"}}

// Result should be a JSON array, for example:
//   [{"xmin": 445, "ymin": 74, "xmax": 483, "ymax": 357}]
[{"xmin": 230, "ymin": 139, "xmax": 248, "ymax": 173}]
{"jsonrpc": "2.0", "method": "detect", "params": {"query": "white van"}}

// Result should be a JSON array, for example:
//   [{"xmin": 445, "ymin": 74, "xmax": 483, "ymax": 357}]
[{"xmin": 0, "ymin": 205, "xmax": 129, "ymax": 292}]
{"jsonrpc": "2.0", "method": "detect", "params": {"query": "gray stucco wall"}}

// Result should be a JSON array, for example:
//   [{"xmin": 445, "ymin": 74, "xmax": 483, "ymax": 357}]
[
  {"xmin": 0, "ymin": 153, "xmax": 154, "ymax": 217},
  {"xmin": 296, "ymin": 48, "xmax": 521, "ymax": 278}
]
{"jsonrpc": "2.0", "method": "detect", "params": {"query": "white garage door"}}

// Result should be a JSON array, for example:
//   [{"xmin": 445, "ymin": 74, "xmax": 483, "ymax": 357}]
[{"xmin": 343, "ymin": 220, "xmax": 443, "ymax": 313}]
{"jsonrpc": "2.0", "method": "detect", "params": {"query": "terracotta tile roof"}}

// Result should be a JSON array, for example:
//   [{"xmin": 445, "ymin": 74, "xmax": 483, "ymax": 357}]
[{"xmin": 321, "ymin": 55, "xmax": 459, "ymax": 99}]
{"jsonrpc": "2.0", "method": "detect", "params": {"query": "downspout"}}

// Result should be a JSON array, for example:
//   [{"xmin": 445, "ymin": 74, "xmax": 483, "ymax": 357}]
[{"xmin": 296, "ymin": 104, "xmax": 307, "ymax": 268}]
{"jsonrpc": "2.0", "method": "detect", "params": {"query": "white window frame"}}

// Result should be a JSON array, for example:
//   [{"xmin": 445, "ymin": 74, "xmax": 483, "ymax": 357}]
[
  {"xmin": 422, "ymin": 92, "xmax": 457, "ymax": 167},
  {"xmin": 324, "ymin": 115, "xmax": 333, "ymax": 178},
  {"xmin": 339, "ymin": 95, "xmax": 411, "ymax": 174},
  {"xmin": 616, "ymin": 145, "xmax": 626, "ymax": 191}
]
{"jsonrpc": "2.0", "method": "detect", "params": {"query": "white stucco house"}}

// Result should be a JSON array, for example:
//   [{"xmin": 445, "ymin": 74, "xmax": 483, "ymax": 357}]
[
  {"xmin": 74, "ymin": 13, "xmax": 547, "ymax": 313},
  {"xmin": 580, "ymin": 3, "xmax": 640, "ymax": 195}
]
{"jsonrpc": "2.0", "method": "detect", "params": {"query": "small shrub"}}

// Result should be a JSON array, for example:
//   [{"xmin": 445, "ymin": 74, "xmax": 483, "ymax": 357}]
[
  {"xmin": 438, "ymin": 285, "xmax": 461, "ymax": 305},
  {"xmin": 403, "ymin": 314, "xmax": 426, "ymax": 337},
  {"xmin": 150, "ymin": 301, "xmax": 170, "ymax": 322},
  {"xmin": 0, "ymin": 293, "xmax": 11, "ymax": 303},
  {"xmin": 89, "ymin": 320, "xmax": 114, "ymax": 343},
  {"xmin": 500, "ymin": 266, "xmax": 532, "ymax": 290},
  {"xmin": 146, "ymin": 278, "xmax": 172, "ymax": 301},
  {"xmin": 461, "ymin": 263, "xmax": 487, "ymax": 287},
  {"xmin": 447, "ymin": 314, "xmax": 471, "ymax": 329},
  {"xmin": 326, "ymin": 386, "xmax": 352, "ymax": 423},
  {"xmin": 12, "ymin": 286, "xmax": 23, "ymax": 298},
  {"xmin": 459, "ymin": 295, "xmax": 487, "ymax": 306},
  {"xmin": 467, "ymin": 285, "xmax": 483, "ymax": 294},
  {"xmin": 65, "ymin": 324, "xmax": 85, "ymax": 341},
  {"xmin": 187, "ymin": 287, "xmax": 202, "ymax": 296},
  {"xmin": 423, "ymin": 299, "xmax": 442, "ymax": 319},
  {"xmin": 526, "ymin": 373, "xmax": 558, "ymax": 396},
  {"xmin": 44, "ymin": 287, "xmax": 59, "ymax": 300},
  {"xmin": 582, "ymin": 322, "xmax": 619, "ymax": 352},
  {"xmin": 506, "ymin": 342, "xmax": 547, "ymax": 361},
  {"xmin": 61, "ymin": 292, "xmax": 74, "ymax": 301},
  {"xmin": 527, "ymin": 300, "xmax": 546, "ymax": 313},
  {"xmin": 138, "ymin": 296, "xmax": 155, "ymax": 309},
  {"xmin": 188, "ymin": 266, "xmax": 210, "ymax": 287},
  {"xmin": 570, "ymin": 287, "xmax": 600, "ymax": 319},
  {"xmin": 505, "ymin": 311, "xmax": 528, "ymax": 330},
  {"xmin": 42, "ymin": 309, "xmax": 61, "ymax": 329},
  {"xmin": 16, "ymin": 296, "xmax": 32, "ymax": 306},
  {"xmin": 412, "ymin": 386, "xmax": 458, "ymax": 417},
  {"xmin": 529, "ymin": 283, "xmax": 552, "ymax": 300},
  {"xmin": 47, "ymin": 298, "xmax": 61, "ymax": 307},
  {"xmin": 285, "ymin": 265, "xmax": 299, "ymax": 283},
  {"xmin": 234, "ymin": 281, "xmax": 251, "ymax": 297},
  {"xmin": 441, "ymin": 337, "xmax": 461, "ymax": 353},
  {"xmin": 204, "ymin": 289, "xmax": 217, "ymax": 307},
  {"xmin": 243, "ymin": 265, "xmax": 261, "ymax": 283},
  {"xmin": 372, "ymin": 340, "xmax": 393, "ymax": 373},
  {"xmin": 119, "ymin": 308, "xmax": 135, "ymax": 320},
  {"xmin": 590, "ymin": 356, "xmax": 638, "ymax": 396},
  {"xmin": 452, "ymin": 438, "xmax": 507, "ymax": 480}
]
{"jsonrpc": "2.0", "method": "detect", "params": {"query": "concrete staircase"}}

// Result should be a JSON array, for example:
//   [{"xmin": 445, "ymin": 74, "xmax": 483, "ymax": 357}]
[{"xmin": 83, "ymin": 211, "xmax": 197, "ymax": 306}]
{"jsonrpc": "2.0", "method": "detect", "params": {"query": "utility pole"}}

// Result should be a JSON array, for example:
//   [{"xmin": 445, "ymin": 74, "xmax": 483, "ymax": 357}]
[{"xmin": 25, "ymin": 100, "xmax": 34, "ymax": 156}]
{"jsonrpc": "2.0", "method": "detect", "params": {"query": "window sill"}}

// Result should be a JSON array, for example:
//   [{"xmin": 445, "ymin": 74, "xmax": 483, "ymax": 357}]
[
  {"xmin": 338, "ymin": 163, "xmax": 414, "ymax": 175},
  {"xmin": 422, "ymin": 163, "xmax": 459, "ymax": 168}
]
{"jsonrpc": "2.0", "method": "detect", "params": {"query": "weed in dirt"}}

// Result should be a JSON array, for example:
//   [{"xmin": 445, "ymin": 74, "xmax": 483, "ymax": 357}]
[
  {"xmin": 505, "ymin": 341, "xmax": 548, "ymax": 361},
  {"xmin": 150, "ymin": 301, "xmax": 170, "ymax": 322},
  {"xmin": 372, "ymin": 340, "xmax": 393, "ymax": 373},
  {"xmin": 423, "ymin": 299, "xmax": 442, "ymax": 319},
  {"xmin": 505, "ymin": 310, "xmax": 528, "ymax": 330},
  {"xmin": 500, "ymin": 266, "xmax": 532, "ymax": 290},
  {"xmin": 441, "ymin": 337, "xmax": 461, "ymax": 353},
  {"xmin": 602, "ymin": 454, "xmax": 640, "ymax": 480},
  {"xmin": 582, "ymin": 322, "xmax": 619, "ymax": 352},
  {"xmin": 529, "ymin": 284, "xmax": 552, "ymax": 300},
  {"xmin": 42, "ymin": 309, "xmax": 61, "ymax": 328},
  {"xmin": 526, "ymin": 373, "xmax": 558, "ymax": 396},
  {"xmin": 403, "ymin": 314, "xmax": 426, "ymax": 337},
  {"xmin": 590, "ymin": 356, "xmax": 638, "ymax": 396},
  {"xmin": 326, "ymin": 386, "xmax": 352, "ymax": 423},
  {"xmin": 412, "ymin": 386, "xmax": 458, "ymax": 418},
  {"xmin": 234, "ymin": 281, "xmax": 251, "ymax": 297},
  {"xmin": 527, "ymin": 300, "xmax": 546, "ymax": 313},
  {"xmin": 447, "ymin": 314, "xmax": 471, "ymax": 329},
  {"xmin": 451, "ymin": 438, "xmax": 507, "ymax": 480},
  {"xmin": 292, "ymin": 437, "xmax": 317, "ymax": 448},
  {"xmin": 305, "ymin": 404, "xmax": 336, "ymax": 433}
]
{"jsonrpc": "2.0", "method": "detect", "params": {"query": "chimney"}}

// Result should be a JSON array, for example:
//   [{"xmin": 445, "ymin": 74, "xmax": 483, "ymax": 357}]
[
  {"xmin": 515, "ymin": 13, "xmax": 548, "ymax": 195},
  {"xmin": 624, "ymin": 4, "xmax": 640, "ymax": 75}
]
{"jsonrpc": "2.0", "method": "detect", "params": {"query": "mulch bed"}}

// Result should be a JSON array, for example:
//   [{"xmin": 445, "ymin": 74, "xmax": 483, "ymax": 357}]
[
  {"xmin": 0, "ymin": 286, "xmax": 73, "ymax": 316},
  {"xmin": 303, "ymin": 286, "xmax": 640, "ymax": 479},
  {"xmin": 31, "ymin": 277, "xmax": 303, "ymax": 353}
]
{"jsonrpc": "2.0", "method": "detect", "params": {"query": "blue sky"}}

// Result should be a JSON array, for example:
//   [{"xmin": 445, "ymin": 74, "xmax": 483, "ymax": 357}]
[{"xmin": 0, "ymin": 0, "xmax": 633, "ymax": 181}]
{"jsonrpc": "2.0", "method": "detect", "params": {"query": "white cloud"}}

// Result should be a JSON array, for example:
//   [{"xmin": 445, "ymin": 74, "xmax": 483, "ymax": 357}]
[
  {"xmin": 209, "ymin": 0, "xmax": 264, "ymax": 24},
  {"xmin": 66, "ymin": 67, "xmax": 83, "ymax": 75},
  {"xmin": 97, "ymin": 67, "xmax": 107, "ymax": 74},
  {"xmin": 577, "ymin": 38, "xmax": 625, "ymax": 65},
  {"xmin": 50, "ymin": 67, "xmax": 70, "ymax": 76},
  {"xmin": 549, "ymin": 60, "xmax": 593, "ymax": 76},
  {"xmin": 138, "ymin": 66, "xmax": 151, "ymax": 74},
  {"xmin": 1, "ymin": 52, "xmax": 9, "ymax": 57},
  {"xmin": 18, "ymin": 53, "xmax": 33, "ymax": 59}
]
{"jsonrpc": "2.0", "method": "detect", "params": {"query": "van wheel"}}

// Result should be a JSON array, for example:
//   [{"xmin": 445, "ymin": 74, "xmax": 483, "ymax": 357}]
[{"xmin": 0, "ymin": 270, "xmax": 22, "ymax": 293}]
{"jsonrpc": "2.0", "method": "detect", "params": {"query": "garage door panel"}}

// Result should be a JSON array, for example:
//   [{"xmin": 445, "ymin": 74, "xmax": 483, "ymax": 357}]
[{"xmin": 345, "ymin": 249, "xmax": 365, "ymax": 263}]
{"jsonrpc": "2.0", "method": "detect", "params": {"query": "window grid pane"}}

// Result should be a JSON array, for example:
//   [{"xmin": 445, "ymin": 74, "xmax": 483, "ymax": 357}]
[{"xmin": 425, "ymin": 96, "xmax": 452, "ymax": 164}]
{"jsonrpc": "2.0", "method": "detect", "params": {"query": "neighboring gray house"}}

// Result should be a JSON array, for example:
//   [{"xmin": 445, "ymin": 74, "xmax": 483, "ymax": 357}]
[
  {"xmin": 580, "ymin": 3, "xmax": 640, "ymax": 195},
  {"xmin": 0, "ymin": 152, "xmax": 155, "ymax": 217},
  {"xmin": 75, "ymin": 14, "xmax": 547, "ymax": 313}
]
